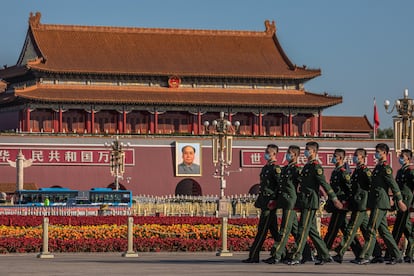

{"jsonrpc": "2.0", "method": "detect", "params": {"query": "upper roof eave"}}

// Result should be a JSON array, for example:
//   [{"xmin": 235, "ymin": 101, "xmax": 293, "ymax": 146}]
[
  {"xmin": 26, "ymin": 65, "xmax": 321, "ymax": 80},
  {"xmin": 6, "ymin": 83, "xmax": 342, "ymax": 109}
]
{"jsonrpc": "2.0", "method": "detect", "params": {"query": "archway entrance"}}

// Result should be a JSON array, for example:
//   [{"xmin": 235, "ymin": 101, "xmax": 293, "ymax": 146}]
[
  {"xmin": 107, "ymin": 182, "xmax": 127, "ymax": 190},
  {"xmin": 175, "ymin": 178, "xmax": 202, "ymax": 196},
  {"xmin": 248, "ymin": 183, "xmax": 260, "ymax": 195}
]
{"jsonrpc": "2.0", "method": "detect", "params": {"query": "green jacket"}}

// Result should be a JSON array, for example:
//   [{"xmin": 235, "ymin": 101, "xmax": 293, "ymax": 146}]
[
  {"xmin": 368, "ymin": 161, "xmax": 402, "ymax": 210},
  {"xmin": 256, "ymin": 160, "xmax": 282, "ymax": 210},
  {"xmin": 395, "ymin": 164, "xmax": 414, "ymax": 209},
  {"xmin": 297, "ymin": 159, "xmax": 338, "ymax": 210},
  {"xmin": 325, "ymin": 164, "xmax": 351, "ymax": 213},
  {"xmin": 276, "ymin": 161, "xmax": 300, "ymax": 210},
  {"xmin": 348, "ymin": 164, "xmax": 371, "ymax": 211}
]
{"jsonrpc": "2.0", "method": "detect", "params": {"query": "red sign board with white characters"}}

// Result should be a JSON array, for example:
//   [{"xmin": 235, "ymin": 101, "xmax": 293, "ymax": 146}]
[
  {"xmin": 241, "ymin": 149, "xmax": 392, "ymax": 168},
  {"xmin": 0, "ymin": 147, "xmax": 134, "ymax": 166}
]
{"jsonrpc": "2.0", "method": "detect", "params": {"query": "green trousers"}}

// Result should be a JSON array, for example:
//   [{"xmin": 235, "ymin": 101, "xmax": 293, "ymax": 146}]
[
  {"xmin": 271, "ymin": 209, "xmax": 296, "ymax": 260},
  {"xmin": 292, "ymin": 208, "xmax": 330, "ymax": 261},
  {"xmin": 336, "ymin": 210, "xmax": 381, "ymax": 258},
  {"xmin": 360, "ymin": 208, "xmax": 401, "ymax": 260},
  {"xmin": 249, "ymin": 209, "xmax": 278, "ymax": 260},
  {"xmin": 392, "ymin": 210, "xmax": 414, "ymax": 258},
  {"xmin": 324, "ymin": 211, "xmax": 362, "ymax": 257}
]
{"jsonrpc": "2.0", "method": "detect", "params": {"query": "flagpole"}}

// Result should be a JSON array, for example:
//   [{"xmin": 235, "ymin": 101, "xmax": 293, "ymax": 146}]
[{"xmin": 373, "ymin": 97, "xmax": 376, "ymax": 140}]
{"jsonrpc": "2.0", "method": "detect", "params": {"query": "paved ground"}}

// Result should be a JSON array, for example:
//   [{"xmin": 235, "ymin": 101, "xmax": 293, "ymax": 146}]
[{"xmin": 0, "ymin": 251, "xmax": 413, "ymax": 276}]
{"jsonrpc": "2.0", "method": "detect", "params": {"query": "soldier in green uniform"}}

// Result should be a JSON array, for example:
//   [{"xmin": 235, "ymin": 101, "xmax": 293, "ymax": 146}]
[
  {"xmin": 263, "ymin": 145, "xmax": 312, "ymax": 264},
  {"xmin": 358, "ymin": 143, "xmax": 407, "ymax": 265},
  {"xmin": 390, "ymin": 149, "xmax": 414, "ymax": 263},
  {"xmin": 242, "ymin": 144, "xmax": 281, "ymax": 263},
  {"xmin": 287, "ymin": 141, "xmax": 343, "ymax": 265},
  {"xmin": 332, "ymin": 148, "xmax": 382, "ymax": 263},
  {"xmin": 323, "ymin": 149, "xmax": 357, "ymax": 253}
]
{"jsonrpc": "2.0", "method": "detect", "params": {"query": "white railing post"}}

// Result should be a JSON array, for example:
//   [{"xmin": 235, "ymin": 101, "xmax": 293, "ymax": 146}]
[
  {"xmin": 122, "ymin": 217, "xmax": 138, "ymax": 257},
  {"xmin": 37, "ymin": 217, "xmax": 54, "ymax": 259}
]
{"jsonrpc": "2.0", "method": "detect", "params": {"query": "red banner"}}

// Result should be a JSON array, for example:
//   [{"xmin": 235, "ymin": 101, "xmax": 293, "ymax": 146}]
[
  {"xmin": 0, "ymin": 147, "xmax": 134, "ymax": 166},
  {"xmin": 241, "ymin": 149, "xmax": 391, "ymax": 168}
]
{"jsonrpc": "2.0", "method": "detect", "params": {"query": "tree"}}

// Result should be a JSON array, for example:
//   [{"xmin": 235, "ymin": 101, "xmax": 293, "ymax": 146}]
[{"xmin": 376, "ymin": 127, "xmax": 394, "ymax": 139}]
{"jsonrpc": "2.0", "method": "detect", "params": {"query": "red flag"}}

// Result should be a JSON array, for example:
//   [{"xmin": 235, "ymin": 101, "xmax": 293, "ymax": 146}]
[{"xmin": 373, "ymin": 98, "xmax": 380, "ymax": 134}]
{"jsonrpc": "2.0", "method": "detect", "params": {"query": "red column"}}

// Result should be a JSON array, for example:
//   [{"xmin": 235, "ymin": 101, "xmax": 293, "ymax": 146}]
[
  {"xmin": 289, "ymin": 113, "xmax": 293, "ymax": 136},
  {"xmin": 58, "ymin": 108, "xmax": 63, "ymax": 132},
  {"xmin": 197, "ymin": 112, "xmax": 202, "ymax": 134},
  {"xmin": 26, "ymin": 108, "xmax": 31, "ymax": 132},
  {"xmin": 91, "ymin": 110, "xmax": 95, "ymax": 133},
  {"xmin": 318, "ymin": 110, "xmax": 323, "ymax": 137},
  {"xmin": 123, "ymin": 111, "xmax": 127, "ymax": 133},
  {"xmin": 154, "ymin": 112, "xmax": 158, "ymax": 134},
  {"xmin": 258, "ymin": 113, "xmax": 263, "ymax": 136}
]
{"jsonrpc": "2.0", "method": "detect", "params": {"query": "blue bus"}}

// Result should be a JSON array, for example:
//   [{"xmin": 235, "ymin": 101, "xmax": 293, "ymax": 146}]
[
  {"xmin": 87, "ymin": 188, "xmax": 132, "ymax": 207},
  {"xmin": 15, "ymin": 187, "xmax": 78, "ymax": 206},
  {"xmin": 15, "ymin": 187, "xmax": 133, "ymax": 207}
]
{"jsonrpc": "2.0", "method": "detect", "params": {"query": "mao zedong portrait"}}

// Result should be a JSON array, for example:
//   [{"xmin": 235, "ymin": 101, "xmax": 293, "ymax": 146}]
[{"xmin": 177, "ymin": 145, "xmax": 201, "ymax": 175}]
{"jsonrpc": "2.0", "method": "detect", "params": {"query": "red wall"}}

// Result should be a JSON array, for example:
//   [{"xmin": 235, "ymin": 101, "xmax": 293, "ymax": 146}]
[{"xmin": 0, "ymin": 135, "xmax": 399, "ymax": 196}]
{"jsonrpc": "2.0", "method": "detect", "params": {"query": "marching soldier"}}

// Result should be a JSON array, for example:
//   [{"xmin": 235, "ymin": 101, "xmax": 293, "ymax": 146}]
[
  {"xmin": 263, "ymin": 145, "xmax": 312, "ymax": 264},
  {"xmin": 242, "ymin": 144, "xmax": 281, "ymax": 263},
  {"xmin": 332, "ymin": 148, "xmax": 382, "ymax": 263},
  {"xmin": 323, "ymin": 149, "xmax": 355, "ymax": 252},
  {"xmin": 391, "ymin": 149, "xmax": 414, "ymax": 263},
  {"xmin": 287, "ymin": 141, "xmax": 343, "ymax": 265},
  {"xmin": 358, "ymin": 143, "xmax": 407, "ymax": 265}
]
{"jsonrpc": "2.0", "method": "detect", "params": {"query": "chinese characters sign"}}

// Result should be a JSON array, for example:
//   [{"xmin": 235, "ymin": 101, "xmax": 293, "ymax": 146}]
[
  {"xmin": 0, "ymin": 147, "xmax": 134, "ymax": 166},
  {"xmin": 241, "ymin": 149, "xmax": 391, "ymax": 168}
]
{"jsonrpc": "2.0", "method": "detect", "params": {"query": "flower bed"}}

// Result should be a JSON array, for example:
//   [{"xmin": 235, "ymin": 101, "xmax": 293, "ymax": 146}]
[{"xmin": 0, "ymin": 215, "xmax": 401, "ymax": 253}]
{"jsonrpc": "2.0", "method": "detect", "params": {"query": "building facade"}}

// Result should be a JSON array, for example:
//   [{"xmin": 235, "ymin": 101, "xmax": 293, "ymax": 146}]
[
  {"xmin": 0, "ymin": 12, "xmax": 342, "ymax": 137},
  {"xmin": 0, "ymin": 13, "xmax": 382, "ymax": 197}
]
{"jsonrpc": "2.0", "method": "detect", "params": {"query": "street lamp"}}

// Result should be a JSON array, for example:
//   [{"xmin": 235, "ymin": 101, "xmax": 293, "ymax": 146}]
[
  {"xmin": 384, "ymin": 88, "xmax": 414, "ymax": 152},
  {"xmin": 104, "ymin": 137, "xmax": 130, "ymax": 190},
  {"xmin": 204, "ymin": 111, "xmax": 240, "ymax": 256}
]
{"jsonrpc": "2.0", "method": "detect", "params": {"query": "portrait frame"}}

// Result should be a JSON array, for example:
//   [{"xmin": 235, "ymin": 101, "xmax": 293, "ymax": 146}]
[{"xmin": 175, "ymin": 142, "xmax": 202, "ymax": 177}]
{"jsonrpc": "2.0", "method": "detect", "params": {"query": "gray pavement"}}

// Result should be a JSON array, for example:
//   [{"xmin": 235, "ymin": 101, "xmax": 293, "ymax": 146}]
[{"xmin": 1, "ymin": 251, "xmax": 414, "ymax": 276}]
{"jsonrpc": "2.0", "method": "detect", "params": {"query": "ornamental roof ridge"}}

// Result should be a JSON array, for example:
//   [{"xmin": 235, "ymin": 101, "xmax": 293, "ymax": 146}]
[{"xmin": 29, "ymin": 12, "xmax": 274, "ymax": 37}]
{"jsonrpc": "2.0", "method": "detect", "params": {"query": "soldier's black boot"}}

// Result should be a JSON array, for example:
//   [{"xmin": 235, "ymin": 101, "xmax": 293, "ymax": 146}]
[
  {"xmin": 242, "ymin": 258, "xmax": 259, "ymax": 263},
  {"xmin": 404, "ymin": 256, "xmax": 413, "ymax": 263},
  {"xmin": 332, "ymin": 254, "xmax": 343, "ymax": 264}
]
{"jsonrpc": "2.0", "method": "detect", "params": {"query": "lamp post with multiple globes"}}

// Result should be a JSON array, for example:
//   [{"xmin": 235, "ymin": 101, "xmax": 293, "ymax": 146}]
[
  {"xmin": 384, "ymin": 88, "xmax": 414, "ymax": 152},
  {"xmin": 104, "ymin": 137, "xmax": 130, "ymax": 190},
  {"xmin": 204, "ymin": 112, "xmax": 240, "ymax": 256}
]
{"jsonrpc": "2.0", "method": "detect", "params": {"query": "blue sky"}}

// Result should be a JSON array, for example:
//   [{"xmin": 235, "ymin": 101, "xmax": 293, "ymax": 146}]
[{"xmin": 1, "ymin": 0, "xmax": 413, "ymax": 129}]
